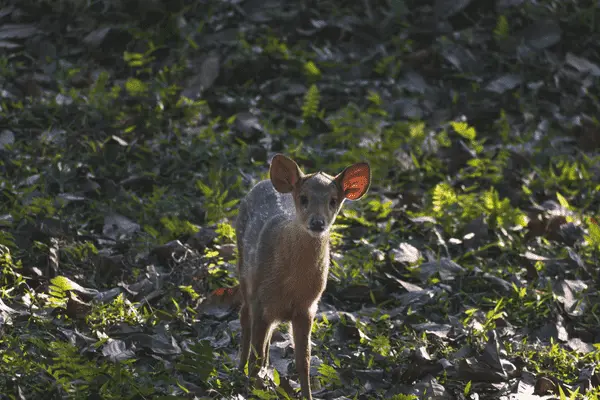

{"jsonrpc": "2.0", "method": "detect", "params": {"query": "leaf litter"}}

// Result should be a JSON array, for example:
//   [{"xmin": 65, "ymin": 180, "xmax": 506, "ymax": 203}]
[{"xmin": 0, "ymin": 0, "xmax": 599, "ymax": 399}]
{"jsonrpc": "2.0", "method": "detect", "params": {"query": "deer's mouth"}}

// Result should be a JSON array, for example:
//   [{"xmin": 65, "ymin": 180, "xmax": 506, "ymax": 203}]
[
  {"xmin": 309, "ymin": 225, "xmax": 325, "ymax": 233},
  {"xmin": 306, "ymin": 225, "xmax": 328, "ymax": 238}
]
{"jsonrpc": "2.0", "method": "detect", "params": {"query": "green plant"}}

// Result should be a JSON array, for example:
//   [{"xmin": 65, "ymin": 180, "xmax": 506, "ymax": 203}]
[
  {"xmin": 429, "ymin": 183, "xmax": 527, "ymax": 233},
  {"xmin": 215, "ymin": 221, "xmax": 236, "ymax": 243},
  {"xmin": 86, "ymin": 293, "xmax": 146, "ymax": 330},
  {"xmin": 302, "ymin": 84, "xmax": 321, "ymax": 120},
  {"xmin": 304, "ymin": 61, "xmax": 321, "ymax": 82},
  {"xmin": 369, "ymin": 335, "xmax": 392, "ymax": 357},
  {"xmin": 196, "ymin": 169, "xmax": 240, "ymax": 224},
  {"xmin": 317, "ymin": 363, "xmax": 341, "ymax": 388},
  {"xmin": 585, "ymin": 218, "xmax": 600, "ymax": 252},
  {"xmin": 494, "ymin": 15, "xmax": 509, "ymax": 40},
  {"xmin": 389, "ymin": 395, "xmax": 419, "ymax": 400},
  {"xmin": 450, "ymin": 121, "xmax": 476, "ymax": 141},
  {"xmin": 48, "ymin": 276, "xmax": 80, "ymax": 308},
  {"xmin": 175, "ymin": 340, "xmax": 216, "ymax": 383},
  {"xmin": 463, "ymin": 298, "xmax": 507, "ymax": 341},
  {"xmin": 0, "ymin": 245, "xmax": 25, "ymax": 296}
]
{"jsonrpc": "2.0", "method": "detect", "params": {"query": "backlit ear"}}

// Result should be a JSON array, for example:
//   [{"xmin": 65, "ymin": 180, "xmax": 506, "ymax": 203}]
[
  {"xmin": 336, "ymin": 162, "xmax": 371, "ymax": 200},
  {"xmin": 270, "ymin": 154, "xmax": 304, "ymax": 193}
]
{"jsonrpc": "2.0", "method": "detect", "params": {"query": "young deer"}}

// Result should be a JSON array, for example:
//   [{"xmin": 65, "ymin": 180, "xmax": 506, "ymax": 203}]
[{"xmin": 235, "ymin": 154, "xmax": 371, "ymax": 399}]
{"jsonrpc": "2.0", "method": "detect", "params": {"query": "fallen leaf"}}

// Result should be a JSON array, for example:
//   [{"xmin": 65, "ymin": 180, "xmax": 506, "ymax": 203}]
[
  {"xmin": 418, "ymin": 258, "xmax": 465, "ymax": 282},
  {"xmin": 435, "ymin": 0, "xmax": 474, "ymax": 18},
  {"xmin": 102, "ymin": 339, "xmax": 136, "ymax": 362},
  {"xmin": 565, "ymin": 53, "xmax": 600, "ymax": 77},
  {"xmin": 389, "ymin": 242, "xmax": 421, "ymax": 264},
  {"xmin": 485, "ymin": 74, "xmax": 522, "ymax": 94},
  {"xmin": 103, "ymin": 214, "xmax": 140, "ymax": 240},
  {"xmin": 517, "ymin": 20, "xmax": 561, "ymax": 57},
  {"xmin": 0, "ymin": 23, "xmax": 40, "ymax": 40},
  {"xmin": 566, "ymin": 338, "xmax": 595, "ymax": 354},
  {"xmin": 0, "ymin": 130, "xmax": 14, "ymax": 150}
]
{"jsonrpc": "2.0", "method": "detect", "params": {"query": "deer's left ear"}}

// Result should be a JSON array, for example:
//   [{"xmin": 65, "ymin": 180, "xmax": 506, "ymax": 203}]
[
  {"xmin": 270, "ymin": 154, "xmax": 304, "ymax": 193},
  {"xmin": 335, "ymin": 162, "xmax": 371, "ymax": 200}
]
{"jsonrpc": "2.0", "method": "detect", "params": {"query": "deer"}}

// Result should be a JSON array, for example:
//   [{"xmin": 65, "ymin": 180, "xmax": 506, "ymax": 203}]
[{"xmin": 235, "ymin": 154, "xmax": 371, "ymax": 399}]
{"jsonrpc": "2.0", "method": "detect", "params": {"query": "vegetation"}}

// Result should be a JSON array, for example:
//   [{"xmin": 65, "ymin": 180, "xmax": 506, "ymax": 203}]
[{"xmin": 0, "ymin": 0, "xmax": 599, "ymax": 398}]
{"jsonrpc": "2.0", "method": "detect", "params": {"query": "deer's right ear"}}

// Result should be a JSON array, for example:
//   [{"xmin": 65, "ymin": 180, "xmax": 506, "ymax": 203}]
[
  {"xmin": 270, "ymin": 154, "xmax": 304, "ymax": 193},
  {"xmin": 336, "ymin": 162, "xmax": 371, "ymax": 200}
]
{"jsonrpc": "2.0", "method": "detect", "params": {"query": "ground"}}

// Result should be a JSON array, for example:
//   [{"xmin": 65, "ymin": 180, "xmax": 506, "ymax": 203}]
[{"xmin": 0, "ymin": 0, "xmax": 600, "ymax": 399}]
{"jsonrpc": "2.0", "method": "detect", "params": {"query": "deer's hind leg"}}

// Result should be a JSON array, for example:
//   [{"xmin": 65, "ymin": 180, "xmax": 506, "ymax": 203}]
[
  {"xmin": 236, "ymin": 243, "xmax": 252, "ymax": 372},
  {"xmin": 248, "ymin": 304, "xmax": 272, "ymax": 377},
  {"xmin": 238, "ymin": 299, "xmax": 251, "ymax": 371}
]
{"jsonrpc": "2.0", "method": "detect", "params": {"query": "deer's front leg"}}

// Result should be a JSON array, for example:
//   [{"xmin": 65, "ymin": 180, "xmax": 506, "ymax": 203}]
[{"xmin": 292, "ymin": 311, "xmax": 314, "ymax": 400}]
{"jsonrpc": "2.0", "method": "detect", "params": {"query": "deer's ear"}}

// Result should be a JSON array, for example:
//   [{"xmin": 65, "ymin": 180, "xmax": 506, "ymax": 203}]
[
  {"xmin": 270, "ymin": 154, "xmax": 304, "ymax": 193},
  {"xmin": 336, "ymin": 162, "xmax": 371, "ymax": 200}
]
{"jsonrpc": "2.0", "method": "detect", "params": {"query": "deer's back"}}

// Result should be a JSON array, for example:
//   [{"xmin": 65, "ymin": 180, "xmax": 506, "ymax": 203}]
[{"xmin": 236, "ymin": 180, "xmax": 294, "ymax": 274}]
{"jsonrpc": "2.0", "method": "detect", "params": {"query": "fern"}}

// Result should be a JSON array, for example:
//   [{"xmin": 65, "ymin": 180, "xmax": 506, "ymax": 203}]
[
  {"xmin": 303, "ymin": 61, "xmax": 321, "ymax": 80},
  {"xmin": 374, "ymin": 55, "xmax": 395, "ymax": 75},
  {"xmin": 195, "ymin": 168, "xmax": 240, "ymax": 224},
  {"xmin": 302, "ymin": 84, "xmax": 320, "ymax": 119},
  {"xmin": 432, "ymin": 184, "xmax": 527, "ymax": 231},
  {"xmin": 48, "ymin": 275, "xmax": 86, "ymax": 307},
  {"xmin": 0, "ymin": 244, "xmax": 25, "ymax": 293},
  {"xmin": 450, "ymin": 121, "xmax": 476, "ymax": 140},
  {"xmin": 86, "ymin": 293, "xmax": 145, "ymax": 329},
  {"xmin": 159, "ymin": 216, "xmax": 199, "ymax": 241},
  {"xmin": 409, "ymin": 121, "xmax": 425, "ymax": 140},
  {"xmin": 124, "ymin": 77, "xmax": 147, "ymax": 96},
  {"xmin": 556, "ymin": 191, "xmax": 570, "ymax": 210},
  {"xmin": 497, "ymin": 109, "xmax": 510, "ymax": 141},
  {"xmin": 317, "ymin": 363, "xmax": 341, "ymax": 387},
  {"xmin": 585, "ymin": 218, "xmax": 600, "ymax": 250},
  {"xmin": 432, "ymin": 183, "xmax": 457, "ymax": 214},
  {"xmin": 369, "ymin": 335, "xmax": 391, "ymax": 357},
  {"xmin": 175, "ymin": 340, "xmax": 216, "ymax": 382},
  {"xmin": 44, "ymin": 341, "xmax": 96, "ymax": 396},
  {"xmin": 494, "ymin": 15, "xmax": 509, "ymax": 40},
  {"xmin": 0, "ymin": 230, "xmax": 15, "ymax": 249}
]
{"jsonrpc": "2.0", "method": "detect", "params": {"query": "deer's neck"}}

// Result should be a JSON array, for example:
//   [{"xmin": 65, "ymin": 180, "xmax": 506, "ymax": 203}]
[{"xmin": 283, "ymin": 222, "xmax": 330, "ymax": 270}]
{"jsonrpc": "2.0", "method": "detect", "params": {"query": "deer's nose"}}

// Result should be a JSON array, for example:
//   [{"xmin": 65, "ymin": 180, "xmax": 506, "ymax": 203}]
[{"xmin": 309, "ymin": 217, "xmax": 325, "ymax": 232}]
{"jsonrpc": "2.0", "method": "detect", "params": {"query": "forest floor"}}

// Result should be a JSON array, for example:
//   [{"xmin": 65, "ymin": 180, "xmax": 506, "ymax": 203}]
[{"xmin": 1, "ymin": 0, "xmax": 600, "ymax": 399}]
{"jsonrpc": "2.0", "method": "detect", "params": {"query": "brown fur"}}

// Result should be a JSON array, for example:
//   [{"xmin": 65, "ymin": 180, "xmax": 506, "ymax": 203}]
[{"xmin": 235, "ymin": 154, "xmax": 370, "ymax": 399}]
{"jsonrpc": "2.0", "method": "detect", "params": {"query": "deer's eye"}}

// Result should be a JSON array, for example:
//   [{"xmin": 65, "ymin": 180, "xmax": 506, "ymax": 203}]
[
  {"xmin": 300, "ymin": 195, "xmax": 309, "ymax": 206},
  {"xmin": 329, "ymin": 198, "xmax": 337, "ymax": 208}
]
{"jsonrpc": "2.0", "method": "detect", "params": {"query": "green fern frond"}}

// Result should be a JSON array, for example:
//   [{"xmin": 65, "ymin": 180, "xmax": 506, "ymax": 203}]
[
  {"xmin": 450, "ymin": 121, "xmax": 476, "ymax": 140},
  {"xmin": 494, "ymin": 15, "xmax": 509, "ymax": 40},
  {"xmin": 317, "ymin": 363, "xmax": 341, "ymax": 387},
  {"xmin": 585, "ymin": 218, "xmax": 600, "ymax": 249},
  {"xmin": 302, "ymin": 84, "xmax": 320, "ymax": 119},
  {"xmin": 432, "ymin": 183, "xmax": 457, "ymax": 213},
  {"xmin": 304, "ymin": 61, "xmax": 321, "ymax": 79}
]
